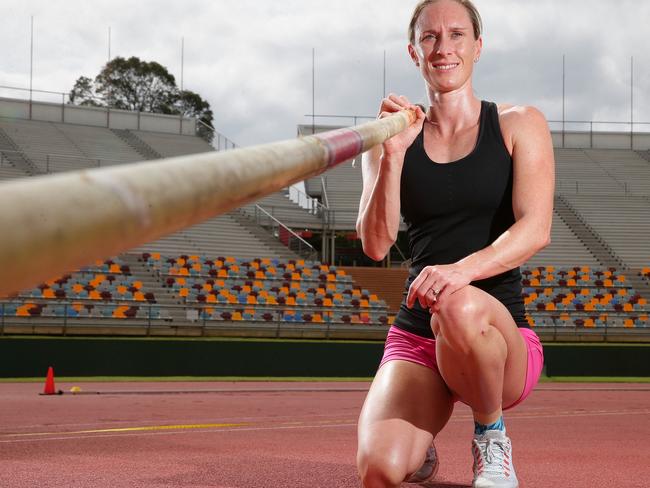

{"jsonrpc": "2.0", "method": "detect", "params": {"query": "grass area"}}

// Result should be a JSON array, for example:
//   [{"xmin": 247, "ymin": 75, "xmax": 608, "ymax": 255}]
[
  {"xmin": 2, "ymin": 375, "xmax": 649, "ymax": 383},
  {"xmin": 0, "ymin": 335, "xmax": 383, "ymax": 344},
  {"xmin": 0, "ymin": 376, "xmax": 374, "ymax": 383},
  {"xmin": 540, "ymin": 376, "xmax": 650, "ymax": 383}
]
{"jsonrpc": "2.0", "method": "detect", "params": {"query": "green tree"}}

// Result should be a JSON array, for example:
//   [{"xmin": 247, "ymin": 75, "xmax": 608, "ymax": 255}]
[
  {"xmin": 68, "ymin": 56, "xmax": 214, "ymax": 142},
  {"xmin": 175, "ymin": 89, "xmax": 214, "ymax": 141}
]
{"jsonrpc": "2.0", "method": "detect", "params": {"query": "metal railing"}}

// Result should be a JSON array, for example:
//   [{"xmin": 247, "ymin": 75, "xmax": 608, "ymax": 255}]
[
  {"xmin": 251, "ymin": 205, "xmax": 318, "ymax": 260},
  {"xmin": 197, "ymin": 119, "xmax": 238, "ymax": 151},
  {"xmin": 0, "ymin": 299, "xmax": 389, "ymax": 338},
  {"xmin": 2, "ymin": 299, "xmax": 648, "ymax": 341},
  {"xmin": 0, "ymin": 85, "xmax": 236, "ymax": 143},
  {"xmin": 287, "ymin": 184, "xmax": 328, "ymax": 217},
  {"xmin": 320, "ymin": 176, "xmax": 330, "ymax": 209},
  {"xmin": 0, "ymin": 148, "xmax": 127, "ymax": 173}
]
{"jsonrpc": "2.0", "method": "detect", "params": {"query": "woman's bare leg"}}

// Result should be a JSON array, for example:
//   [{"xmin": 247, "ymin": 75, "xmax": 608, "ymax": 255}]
[
  {"xmin": 357, "ymin": 360, "xmax": 454, "ymax": 488},
  {"xmin": 431, "ymin": 285, "xmax": 527, "ymax": 422}
]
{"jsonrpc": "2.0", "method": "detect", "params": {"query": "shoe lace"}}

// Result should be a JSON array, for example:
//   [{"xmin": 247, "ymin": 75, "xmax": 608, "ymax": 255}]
[{"xmin": 477, "ymin": 438, "xmax": 508, "ymax": 475}]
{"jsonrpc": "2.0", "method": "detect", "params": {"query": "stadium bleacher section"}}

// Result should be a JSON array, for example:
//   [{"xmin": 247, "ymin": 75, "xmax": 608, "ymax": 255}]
[{"xmin": 0, "ymin": 110, "xmax": 648, "ymax": 338}]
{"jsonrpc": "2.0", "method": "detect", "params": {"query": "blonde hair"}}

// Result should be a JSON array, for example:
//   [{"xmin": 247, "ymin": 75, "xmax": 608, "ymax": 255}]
[{"xmin": 408, "ymin": 0, "xmax": 483, "ymax": 44}]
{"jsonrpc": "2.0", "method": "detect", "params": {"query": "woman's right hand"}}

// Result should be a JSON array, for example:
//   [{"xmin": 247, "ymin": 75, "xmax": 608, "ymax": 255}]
[{"xmin": 379, "ymin": 94, "xmax": 426, "ymax": 158}]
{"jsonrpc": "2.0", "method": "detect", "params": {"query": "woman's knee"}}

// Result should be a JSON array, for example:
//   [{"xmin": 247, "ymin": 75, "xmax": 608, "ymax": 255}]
[
  {"xmin": 357, "ymin": 447, "xmax": 410, "ymax": 488},
  {"xmin": 432, "ymin": 287, "xmax": 489, "ymax": 354}
]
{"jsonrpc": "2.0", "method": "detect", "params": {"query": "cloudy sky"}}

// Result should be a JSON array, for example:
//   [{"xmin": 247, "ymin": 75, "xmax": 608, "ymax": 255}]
[{"xmin": 2, "ymin": 0, "xmax": 649, "ymax": 147}]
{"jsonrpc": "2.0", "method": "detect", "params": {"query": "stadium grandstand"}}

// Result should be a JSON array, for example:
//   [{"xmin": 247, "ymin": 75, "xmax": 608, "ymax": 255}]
[{"xmin": 0, "ymin": 95, "xmax": 649, "ymax": 341}]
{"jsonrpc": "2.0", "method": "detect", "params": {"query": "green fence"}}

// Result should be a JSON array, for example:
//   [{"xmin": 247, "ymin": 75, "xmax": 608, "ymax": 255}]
[{"xmin": 1, "ymin": 337, "xmax": 648, "ymax": 378}]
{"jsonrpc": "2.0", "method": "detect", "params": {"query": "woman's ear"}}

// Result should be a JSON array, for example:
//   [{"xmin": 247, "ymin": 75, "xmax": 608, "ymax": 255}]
[{"xmin": 408, "ymin": 44, "xmax": 420, "ymax": 67}]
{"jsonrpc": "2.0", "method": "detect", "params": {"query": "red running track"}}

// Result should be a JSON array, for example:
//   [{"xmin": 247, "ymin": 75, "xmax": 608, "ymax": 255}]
[{"xmin": 0, "ymin": 381, "xmax": 649, "ymax": 487}]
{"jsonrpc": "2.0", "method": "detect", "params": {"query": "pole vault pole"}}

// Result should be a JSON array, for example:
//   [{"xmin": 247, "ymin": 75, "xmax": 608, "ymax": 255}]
[{"xmin": 0, "ymin": 110, "xmax": 414, "ymax": 297}]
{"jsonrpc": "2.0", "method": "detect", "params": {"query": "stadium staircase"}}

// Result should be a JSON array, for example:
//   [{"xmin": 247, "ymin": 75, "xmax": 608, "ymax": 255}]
[
  {"xmin": 111, "ymin": 129, "xmax": 163, "ymax": 160},
  {"xmin": 229, "ymin": 211, "xmax": 301, "ymax": 261},
  {"xmin": 553, "ymin": 195, "xmax": 621, "ymax": 267},
  {"xmin": 0, "ymin": 128, "xmax": 40, "ymax": 175}
]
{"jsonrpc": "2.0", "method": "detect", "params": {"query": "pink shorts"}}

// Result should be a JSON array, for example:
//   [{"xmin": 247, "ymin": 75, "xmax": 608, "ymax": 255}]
[{"xmin": 379, "ymin": 325, "xmax": 544, "ymax": 410}]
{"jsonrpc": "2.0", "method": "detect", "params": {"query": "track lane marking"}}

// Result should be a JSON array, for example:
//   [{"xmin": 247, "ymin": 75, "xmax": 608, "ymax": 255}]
[
  {"xmin": 2, "ymin": 408, "xmax": 648, "ymax": 443},
  {"xmin": 5, "ymin": 422, "xmax": 247, "ymax": 437}
]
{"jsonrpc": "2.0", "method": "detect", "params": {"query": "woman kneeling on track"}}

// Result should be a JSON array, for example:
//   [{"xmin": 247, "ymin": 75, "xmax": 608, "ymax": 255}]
[{"xmin": 355, "ymin": 1, "xmax": 554, "ymax": 487}]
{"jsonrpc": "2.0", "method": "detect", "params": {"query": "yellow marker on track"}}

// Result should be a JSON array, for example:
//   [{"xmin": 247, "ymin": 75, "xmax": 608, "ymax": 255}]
[{"xmin": 8, "ymin": 423, "xmax": 247, "ymax": 437}]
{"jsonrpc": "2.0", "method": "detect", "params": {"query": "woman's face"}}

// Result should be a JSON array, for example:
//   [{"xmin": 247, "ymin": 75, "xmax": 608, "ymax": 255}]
[{"xmin": 409, "ymin": 0, "xmax": 482, "ymax": 95}]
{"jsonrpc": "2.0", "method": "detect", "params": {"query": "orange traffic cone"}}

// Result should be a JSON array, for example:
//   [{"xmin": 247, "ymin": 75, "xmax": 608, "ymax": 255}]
[{"xmin": 42, "ymin": 366, "xmax": 57, "ymax": 395}]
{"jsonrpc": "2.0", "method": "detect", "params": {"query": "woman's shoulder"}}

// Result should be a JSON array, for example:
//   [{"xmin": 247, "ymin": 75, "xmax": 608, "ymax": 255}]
[
  {"xmin": 493, "ymin": 103, "xmax": 550, "ymax": 150},
  {"xmin": 495, "ymin": 103, "xmax": 546, "ymax": 122}
]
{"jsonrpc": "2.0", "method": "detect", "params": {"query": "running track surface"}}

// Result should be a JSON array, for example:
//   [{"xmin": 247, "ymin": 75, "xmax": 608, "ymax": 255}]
[{"xmin": 1, "ymin": 381, "xmax": 649, "ymax": 487}]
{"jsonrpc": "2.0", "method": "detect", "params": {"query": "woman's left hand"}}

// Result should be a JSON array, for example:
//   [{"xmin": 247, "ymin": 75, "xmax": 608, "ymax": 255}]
[{"xmin": 406, "ymin": 264, "xmax": 473, "ymax": 313}]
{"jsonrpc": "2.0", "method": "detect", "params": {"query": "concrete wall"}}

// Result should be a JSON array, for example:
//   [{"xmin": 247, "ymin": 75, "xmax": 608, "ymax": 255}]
[
  {"xmin": 551, "ymin": 130, "xmax": 650, "ymax": 150},
  {"xmin": 0, "ymin": 97, "xmax": 196, "ymax": 136}
]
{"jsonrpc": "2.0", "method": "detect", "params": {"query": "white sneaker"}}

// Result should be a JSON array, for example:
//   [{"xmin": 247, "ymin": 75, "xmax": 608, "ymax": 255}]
[
  {"xmin": 472, "ymin": 430, "xmax": 518, "ymax": 488},
  {"xmin": 405, "ymin": 443, "xmax": 439, "ymax": 484}
]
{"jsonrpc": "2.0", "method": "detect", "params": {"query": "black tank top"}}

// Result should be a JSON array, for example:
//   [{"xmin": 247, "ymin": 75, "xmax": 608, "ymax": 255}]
[{"xmin": 394, "ymin": 100, "xmax": 527, "ymax": 339}]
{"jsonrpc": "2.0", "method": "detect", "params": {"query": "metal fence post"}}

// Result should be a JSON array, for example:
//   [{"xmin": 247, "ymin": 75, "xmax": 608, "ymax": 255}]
[{"xmin": 63, "ymin": 303, "xmax": 68, "ymax": 336}]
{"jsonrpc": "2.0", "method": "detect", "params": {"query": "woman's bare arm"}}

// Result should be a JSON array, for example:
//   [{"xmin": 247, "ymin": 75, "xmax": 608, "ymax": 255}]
[{"xmin": 356, "ymin": 95, "xmax": 425, "ymax": 261}]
